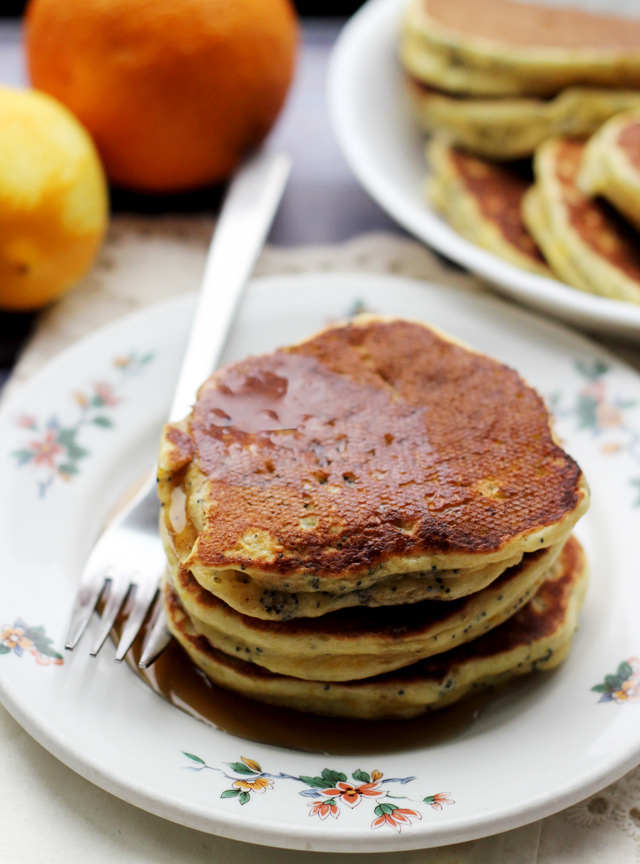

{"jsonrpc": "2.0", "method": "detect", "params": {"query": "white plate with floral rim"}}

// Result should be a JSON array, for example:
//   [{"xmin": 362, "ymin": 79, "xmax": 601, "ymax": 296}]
[
  {"xmin": 326, "ymin": 0, "xmax": 640, "ymax": 341},
  {"xmin": 1, "ymin": 272, "xmax": 640, "ymax": 853}
]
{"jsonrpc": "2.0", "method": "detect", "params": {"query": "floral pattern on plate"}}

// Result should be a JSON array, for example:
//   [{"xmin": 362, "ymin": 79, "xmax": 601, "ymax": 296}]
[
  {"xmin": 11, "ymin": 351, "xmax": 154, "ymax": 497},
  {"xmin": 0, "ymin": 619, "xmax": 63, "ymax": 665},
  {"xmin": 592, "ymin": 658, "xmax": 640, "ymax": 704},
  {"xmin": 550, "ymin": 359, "xmax": 640, "ymax": 506},
  {"xmin": 182, "ymin": 754, "xmax": 453, "ymax": 832}
]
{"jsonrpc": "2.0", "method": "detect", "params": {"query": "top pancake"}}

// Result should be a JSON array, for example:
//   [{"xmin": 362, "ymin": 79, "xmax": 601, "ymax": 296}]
[
  {"xmin": 158, "ymin": 316, "xmax": 588, "ymax": 590},
  {"xmin": 423, "ymin": 0, "xmax": 640, "ymax": 50},
  {"xmin": 402, "ymin": 0, "xmax": 640, "ymax": 96}
]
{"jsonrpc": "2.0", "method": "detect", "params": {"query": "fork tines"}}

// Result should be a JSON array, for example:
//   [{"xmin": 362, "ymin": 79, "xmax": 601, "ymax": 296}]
[{"xmin": 66, "ymin": 568, "xmax": 160, "ymax": 661}]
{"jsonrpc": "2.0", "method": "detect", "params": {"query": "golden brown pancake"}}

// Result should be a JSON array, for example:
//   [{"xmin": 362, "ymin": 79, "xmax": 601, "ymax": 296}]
[
  {"xmin": 422, "ymin": 0, "xmax": 640, "ymax": 51},
  {"xmin": 402, "ymin": 0, "xmax": 640, "ymax": 97},
  {"xmin": 168, "ymin": 542, "xmax": 561, "ymax": 681},
  {"xmin": 164, "ymin": 536, "xmax": 587, "ymax": 719},
  {"xmin": 409, "ymin": 78, "xmax": 640, "ymax": 161},
  {"xmin": 579, "ymin": 109, "xmax": 640, "ymax": 231},
  {"xmin": 161, "ymin": 514, "xmax": 524, "ymax": 619},
  {"xmin": 158, "ymin": 317, "xmax": 588, "ymax": 600},
  {"xmin": 524, "ymin": 137, "xmax": 640, "ymax": 304},
  {"xmin": 426, "ymin": 136, "xmax": 549, "ymax": 275}
]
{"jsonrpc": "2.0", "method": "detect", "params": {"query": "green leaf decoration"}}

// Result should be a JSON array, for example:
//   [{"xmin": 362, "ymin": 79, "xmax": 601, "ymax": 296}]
[
  {"xmin": 300, "ymin": 768, "xmax": 348, "ymax": 789},
  {"xmin": 68, "ymin": 446, "xmax": 89, "ymax": 461},
  {"xmin": 58, "ymin": 463, "xmax": 79, "ymax": 476},
  {"xmin": 0, "ymin": 645, "xmax": 11, "ymax": 655},
  {"xmin": 91, "ymin": 396, "xmax": 105, "ymax": 407},
  {"xmin": 374, "ymin": 802, "xmax": 397, "ymax": 817},
  {"xmin": 605, "ymin": 674, "xmax": 624, "ymax": 689},
  {"xmin": 140, "ymin": 353, "xmax": 155, "ymax": 365},
  {"xmin": 227, "ymin": 762, "xmax": 258, "ymax": 775},
  {"xmin": 322, "ymin": 768, "xmax": 347, "ymax": 786},
  {"xmin": 618, "ymin": 662, "xmax": 633, "ymax": 681},
  {"xmin": 221, "ymin": 789, "xmax": 241, "ymax": 799},
  {"xmin": 92, "ymin": 416, "xmax": 113, "ymax": 428},
  {"xmin": 11, "ymin": 449, "xmax": 34, "ymax": 463},
  {"xmin": 575, "ymin": 394, "xmax": 598, "ymax": 430},
  {"xmin": 35, "ymin": 645, "xmax": 63, "ymax": 660},
  {"xmin": 591, "ymin": 684, "xmax": 610, "ymax": 693},
  {"xmin": 182, "ymin": 752, "xmax": 205, "ymax": 765},
  {"xmin": 57, "ymin": 428, "xmax": 77, "ymax": 448},
  {"xmin": 239, "ymin": 792, "xmax": 251, "ymax": 805},
  {"xmin": 300, "ymin": 775, "xmax": 331, "ymax": 789},
  {"xmin": 576, "ymin": 359, "xmax": 608, "ymax": 381},
  {"xmin": 352, "ymin": 769, "xmax": 370, "ymax": 784},
  {"xmin": 57, "ymin": 428, "xmax": 89, "ymax": 460}
]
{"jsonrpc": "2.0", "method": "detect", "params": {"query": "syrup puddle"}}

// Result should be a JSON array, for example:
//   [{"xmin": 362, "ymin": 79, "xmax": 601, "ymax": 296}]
[{"xmin": 117, "ymin": 609, "xmax": 489, "ymax": 756}]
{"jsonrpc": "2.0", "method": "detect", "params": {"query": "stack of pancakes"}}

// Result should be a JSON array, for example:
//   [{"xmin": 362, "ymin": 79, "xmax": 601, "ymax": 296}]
[
  {"xmin": 402, "ymin": 0, "xmax": 640, "ymax": 160},
  {"xmin": 157, "ymin": 316, "xmax": 589, "ymax": 720},
  {"xmin": 405, "ymin": 0, "xmax": 640, "ymax": 304}
]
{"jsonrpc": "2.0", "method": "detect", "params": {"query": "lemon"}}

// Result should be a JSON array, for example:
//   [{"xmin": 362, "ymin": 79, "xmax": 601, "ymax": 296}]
[{"xmin": 0, "ymin": 86, "xmax": 108, "ymax": 311}]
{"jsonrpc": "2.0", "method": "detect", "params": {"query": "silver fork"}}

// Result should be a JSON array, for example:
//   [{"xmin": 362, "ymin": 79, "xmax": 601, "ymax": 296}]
[{"xmin": 65, "ymin": 150, "xmax": 291, "ymax": 665}]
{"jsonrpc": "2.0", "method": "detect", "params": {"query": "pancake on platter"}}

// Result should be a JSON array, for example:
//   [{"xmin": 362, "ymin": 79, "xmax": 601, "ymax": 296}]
[
  {"xmin": 408, "ymin": 80, "xmax": 640, "ymax": 161},
  {"xmin": 157, "ymin": 316, "xmax": 589, "ymax": 619},
  {"xmin": 166, "ymin": 541, "xmax": 562, "ymax": 681},
  {"xmin": 579, "ymin": 109, "xmax": 640, "ymax": 231},
  {"xmin": 164, "ymin": 536, "xmax": 587, "ymax": 720},
  {"xmin": 524, "ymin": 137, "xmax": 640, "ymax": 305},
  {"xmin": 426, "ymin": 136, "xmax": 549, "ymax": 275},
  {"xmin": 401, "ymin": 0, "xmax": 640, "ymax": 97}
]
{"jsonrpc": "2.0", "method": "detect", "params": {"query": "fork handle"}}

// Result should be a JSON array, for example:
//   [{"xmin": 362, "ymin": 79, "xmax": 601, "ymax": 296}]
[{"xmin": 168, "ymin": 150, "xmax": 292, "ymax": 423}]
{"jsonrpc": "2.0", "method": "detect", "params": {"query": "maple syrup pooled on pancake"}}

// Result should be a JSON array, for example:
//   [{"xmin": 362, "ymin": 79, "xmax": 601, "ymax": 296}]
[
  {"xmin": 120, "ymin": 609, "xmax": 488, "ymax": 755},
  {"xmin": 163, "ymin": 318, "xmax": 585, "ymax": 585}
]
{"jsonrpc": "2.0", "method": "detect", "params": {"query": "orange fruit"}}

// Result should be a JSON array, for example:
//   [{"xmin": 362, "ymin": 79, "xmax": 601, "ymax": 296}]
[
  {"xmin": 25, "ymin": 0, "xmax": 298, "ymax": 194},
  {"xmin": 0, "ymin": 86, "xmax": 108, "ymax": 311}
]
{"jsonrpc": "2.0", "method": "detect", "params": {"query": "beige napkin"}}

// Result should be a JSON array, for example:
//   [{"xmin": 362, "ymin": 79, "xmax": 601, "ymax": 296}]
[{"xmin": 2, "ymin": 215, "xmax": 639, "ymax": 862}]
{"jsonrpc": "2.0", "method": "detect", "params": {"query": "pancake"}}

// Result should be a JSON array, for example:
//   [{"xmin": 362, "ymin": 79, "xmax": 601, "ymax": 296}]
[
  {"xmin": 161, "ymin": 516, "xmax": 524, "ymax": 619},
  {"xmin": 579, "ymin": 109, "xmax": 640, "ymax": 231},
  {"xmin": 164, "ymin": 535, "xmax": 587, "ymax": 719},
  {"xmin": 402, "ymin": 0, "xmax": 640, "ymax": 97},
  {"xmin": 158, "ymin": 317, "xmax": 589, "ymax": 602},
  {"xmin": 167, "ymin": 541, "xmax": 561, "ymax": 681},
  {"xmin": 409, "ymin": 79, "xmax": 640, "ymax": 161},
  {"xmin": 523, "ymin": 137, "xmax": 640, "ymax": 305},
  {"xmin": 426, "ymin": 136, "xmax": 549, "ymax": 275}
]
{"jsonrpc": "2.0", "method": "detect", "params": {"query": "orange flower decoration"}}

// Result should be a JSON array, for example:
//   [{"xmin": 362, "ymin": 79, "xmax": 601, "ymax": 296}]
[
  {"xmin": 372, "ymin": 807, "xmax": 422, "ymax": 832},
  {"xmin": 308, "ymin": 801, "xmax": 339, "ymax": 820},
  {"xmin": 321, "ymin": 780, "xmax": 382, "ymax": 809},
  {"xmin": 424, "ymin": 792, "xmax": 455, "ymax": 810},
  {"xmin": 29, "ymin": 430, "xmax": 62, "ymax": 467}
]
